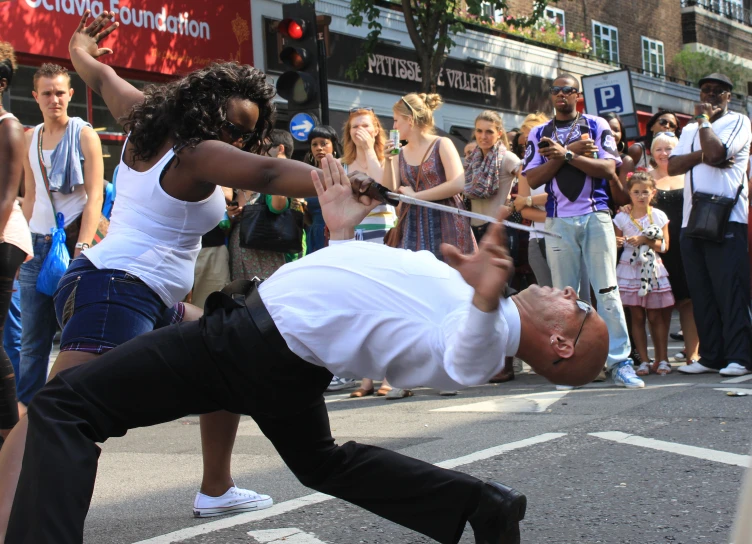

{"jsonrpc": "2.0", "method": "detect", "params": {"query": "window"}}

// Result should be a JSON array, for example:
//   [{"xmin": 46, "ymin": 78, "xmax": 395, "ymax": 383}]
[
  {"xmin": 592, "ymin": 21, "xmax": 619, "ymax": 64},
  {"xmin": 545, "ymin": 7, "xmax": 565, "ymax": 34},
  {"xmin": 641, "ymin": 37, "xmax": 665, "ymax": 77},
  {"xmin": 480, "ymin": 1, "xmax": 503, "ymax": 22}
]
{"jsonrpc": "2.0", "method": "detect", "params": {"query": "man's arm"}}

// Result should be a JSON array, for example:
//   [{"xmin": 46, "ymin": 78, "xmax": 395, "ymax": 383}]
[
  {"xmin": 21, "ymin": 130, "xmax": 36, "ymax": 223},
  {"xmin": 77, "ymin": 127, "xmax": 104, "ymax": 255},
  {"xmin": 0, "ymin": 120, "xmax": 26, "ymax": 232},
  {"xmin": 668, "ymin": 151, "xmax": 703, "ymax": 176}
]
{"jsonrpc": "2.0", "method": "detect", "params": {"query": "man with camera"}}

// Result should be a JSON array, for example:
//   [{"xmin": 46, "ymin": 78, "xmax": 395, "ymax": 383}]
[{"xmin": 668, "ymin": 73, "xmax": 752, "ymax": 377}]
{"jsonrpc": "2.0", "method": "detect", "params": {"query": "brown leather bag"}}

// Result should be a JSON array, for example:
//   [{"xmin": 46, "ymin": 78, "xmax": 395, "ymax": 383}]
[{"xmin": 384, "ymin": 138, "xmax": 440, "ymax": 248}]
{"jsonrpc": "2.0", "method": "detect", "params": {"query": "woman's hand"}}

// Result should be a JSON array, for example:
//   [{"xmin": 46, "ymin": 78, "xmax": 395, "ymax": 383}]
[
  {"xmin": 513, "ymin": 197, "xmax": 527, "ymax": 212},
  {"xmin": 70, "ymin": 10, "xmax": 119, "ymax": 58},
  {"xmin": 618, "ymin": 204, "xmax": 632, "ymax": 215},
  {"xmin": 616, "ymin": 236, "xmax": 625, "ymax": 249},
  {"xmin": 398, "ymin": 186, "xmax": 417, "ymax": 198},
  {"xmin": 353, "ymin": 127, "xmax": 375, "ymax": 151},
  {"xmin": 627, "ymin": 235, "xmax": 648, "ymax": 247},
  {"xmin": 384, "ymin": 139, "xmax": 401, "ymax": 156},
  {"xmin": 226, "ymin": 203, "xmax": 242, "ymax": 221}
]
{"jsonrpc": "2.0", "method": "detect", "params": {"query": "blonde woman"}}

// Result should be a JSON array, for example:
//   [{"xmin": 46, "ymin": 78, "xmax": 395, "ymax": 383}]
[
  {"xmin": 384, "ymin": 93, "xmax": 475, "ymax": 260},
  {"xmin": 465, "ymin": 110, "xmax": 521, "ymax": 242}
]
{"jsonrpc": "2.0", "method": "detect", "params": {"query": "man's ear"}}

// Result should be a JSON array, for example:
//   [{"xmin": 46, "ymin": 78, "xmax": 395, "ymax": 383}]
[
  {"xmin": 549, "ymin": 334, "xmax": 575, "ymax": 360},
  {"xmin": 277, "ymin": 144, "xmax": 286, "ymax": 158}
]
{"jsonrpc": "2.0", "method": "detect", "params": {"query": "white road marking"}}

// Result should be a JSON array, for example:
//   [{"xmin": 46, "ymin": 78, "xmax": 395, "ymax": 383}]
[
  {"xmin": 131, "ymin": 433, "xmax": 566, "ymax": 543},
  {"xmin": 721, "ymin": 375, "xmax": 752, "ymax": 384},
  {"xmin": 248, "ymin": 527, "xmax": 328, "ymax": 543},
  {"xmin": 590, "ymin": 431, "xmax": 751, "ymax": 467},
  {"xmin": 430, "ymin": 390, "xmax": 570, "ymax": 413}
]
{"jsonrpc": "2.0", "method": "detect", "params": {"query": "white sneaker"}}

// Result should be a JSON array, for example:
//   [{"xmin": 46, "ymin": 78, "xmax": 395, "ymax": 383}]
[
  {"xmin": 720, "ymin": 362, "xmax": 751, "ymax": 377},
  {"xmin": 673, "ymin": 351, "xmax": 687, "ymax": 362},
  {"xmin": 193, "ymin": 486, "xmax": 273, "ymax": 518},
  {"xmin": 677, "ymin": 361, "xmax": 718, "ymax": 374},
  {"xmin": 326, "ymin": 376, "xmax": 357, "ymax": 391}
]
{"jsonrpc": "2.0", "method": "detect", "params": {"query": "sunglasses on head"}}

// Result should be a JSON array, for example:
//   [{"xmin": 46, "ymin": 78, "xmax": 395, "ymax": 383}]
[
  {"xmin": 549, "ymin": 85, "xmax": 579, "ymax": 96},
  {"xmin": 551, "ymin": 299, "xmax": 592, "ymax": 366},
  {"xmin": 222, "ymin": 120, "xmax": 255, "ymax": 145},
  {"xmin": 349, "ymin": 107, "xmax": 374, "ymax": 113},
  {"xmin": 655, "ymin": 131, "xmax": 675, "ymax": 138},
  {"xmin": 657, "ymin": 118, "xmax": 677, "ymax": 129}
]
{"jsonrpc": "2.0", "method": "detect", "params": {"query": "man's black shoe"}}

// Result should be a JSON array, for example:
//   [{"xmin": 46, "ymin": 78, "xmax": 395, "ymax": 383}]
[
  {"xmin": 468, "ymin": 481, "xmax": 527, "ymax": 544},
  {"xmin": 670, "ymin": 331, "xmax": 684, "ymax": 341}
]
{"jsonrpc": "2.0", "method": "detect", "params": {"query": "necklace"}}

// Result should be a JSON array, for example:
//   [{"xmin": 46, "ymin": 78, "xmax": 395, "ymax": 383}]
[
  {"xmin": 629, "ymin": 207, "xmax": 653, "ymax": 231},
  {"xmin": 553, "ymin": 113, "xmax": 580, "ymax": 146}
]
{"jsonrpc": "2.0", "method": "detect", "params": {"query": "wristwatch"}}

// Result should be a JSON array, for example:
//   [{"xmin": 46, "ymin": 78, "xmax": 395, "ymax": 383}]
[
  {"xmin": 564, "ymin": 149, "xmax": 574, "ymax": 162},
  {"xmin": 75, "ymin": 242, "xmax": 90, "ymax": 250},
  {"xmin": 700, "ymin": 121, "xmax": 712, "ymax": 130}
]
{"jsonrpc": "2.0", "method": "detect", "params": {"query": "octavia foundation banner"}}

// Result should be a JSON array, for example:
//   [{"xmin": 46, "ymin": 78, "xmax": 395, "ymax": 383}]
[{"xmin": 0, "ymin": 0, "xmax": 253, "ymax": 74}]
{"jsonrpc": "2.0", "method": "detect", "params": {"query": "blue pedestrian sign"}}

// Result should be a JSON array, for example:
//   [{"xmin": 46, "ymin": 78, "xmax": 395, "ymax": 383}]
[{"xmin": 290, "ymin": 113, "xmax": 316, "ymax": 142}]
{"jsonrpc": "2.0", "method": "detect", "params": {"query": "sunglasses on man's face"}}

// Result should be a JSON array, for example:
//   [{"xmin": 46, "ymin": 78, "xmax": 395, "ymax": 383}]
[
  {"xmin": 549, "ymin": 85, "xmax": 579, "ymax": 96},
  {"xmin": 551, "ymin": 299, "xmax": 592, "ymax": 366},
  {"xmin": 222, "ymin": 120, "xmax": 255, "ymax": 145},
  {"xmin": 657, "ymin": 118, "xmax": 677, "ymax": 129},
  {"xmin": 700, "ymin": 86, "xmax": 729, "ymax": 96}
]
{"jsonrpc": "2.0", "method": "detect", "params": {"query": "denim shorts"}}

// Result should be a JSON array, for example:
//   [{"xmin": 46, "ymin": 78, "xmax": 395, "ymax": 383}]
[{"xmin": 53, "ymin": 257, "xmax": 185, "ymax": 354}]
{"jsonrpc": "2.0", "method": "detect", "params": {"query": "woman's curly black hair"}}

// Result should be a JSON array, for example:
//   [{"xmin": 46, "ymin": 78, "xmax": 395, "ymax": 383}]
[{"xmin": 122, "ymin": 62, "xmax": 276, "ymax": 164}]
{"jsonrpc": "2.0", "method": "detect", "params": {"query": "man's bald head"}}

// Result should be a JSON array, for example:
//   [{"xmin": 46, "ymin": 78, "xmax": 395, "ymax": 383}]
[{"xmin": 512, "ymin": 285, "xmax": 609, "ymax": 386}]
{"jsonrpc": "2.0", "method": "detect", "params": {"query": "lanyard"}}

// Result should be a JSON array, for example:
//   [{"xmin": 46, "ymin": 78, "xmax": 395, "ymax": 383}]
[{"xmin": 630, "ymin": 208, "xmax": 653, "ymax": 231}]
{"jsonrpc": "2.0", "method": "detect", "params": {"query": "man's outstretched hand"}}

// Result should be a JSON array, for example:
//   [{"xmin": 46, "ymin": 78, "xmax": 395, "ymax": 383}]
[
  {"xmin": 441, "ymin": 209, "xmax": 514, "ymax": 312},
  {"xmin": 311, "ymin": 154, "xmax": 379, "ymax": 240}
]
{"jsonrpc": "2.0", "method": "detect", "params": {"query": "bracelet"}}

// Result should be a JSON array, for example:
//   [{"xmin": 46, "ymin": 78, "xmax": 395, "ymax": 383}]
[
  {"xmin": 695, "ymin": 114, "xmax": 710, "ymax": 121},
  {"xmin": 75, "ymin": 242, "xmax": 90, "ymax": 250},
  {"xmin": 660, "ymin": 239, "xmax": 666, "ymax": 252}
]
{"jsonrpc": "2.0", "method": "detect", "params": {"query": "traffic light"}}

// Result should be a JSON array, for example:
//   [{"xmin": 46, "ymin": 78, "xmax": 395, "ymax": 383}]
[{"xmin": 276, "ymin": 3, "xmax": 321, "ymax": 124}]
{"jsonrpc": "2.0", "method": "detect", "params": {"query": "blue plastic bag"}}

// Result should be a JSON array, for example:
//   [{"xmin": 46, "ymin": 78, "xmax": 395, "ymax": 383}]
[{"xmin": 36, "ymin": 212, "xmax": 71, "ymax": 297}]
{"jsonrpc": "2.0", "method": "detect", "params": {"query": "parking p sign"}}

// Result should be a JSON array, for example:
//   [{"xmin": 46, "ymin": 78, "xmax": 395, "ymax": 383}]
[{"xmin": 582, "ymin": 69, "xmax": 640, "ymax": 140}]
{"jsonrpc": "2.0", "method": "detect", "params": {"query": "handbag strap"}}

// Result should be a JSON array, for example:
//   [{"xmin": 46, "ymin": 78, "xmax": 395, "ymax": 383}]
[
  {"xmin": 690, "ymin": 131, "xmax": 745, "ymax": 205},
  {"xmin": 415, "ymin": 137, "xmax": 440, "ymax": 191},
  {"xmin": 36, "ymin": 126, "xmax": 58, "ymax": 217}
]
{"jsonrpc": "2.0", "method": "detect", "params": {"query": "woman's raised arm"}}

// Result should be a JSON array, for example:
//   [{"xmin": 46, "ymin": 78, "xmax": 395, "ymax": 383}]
[{"xmin": 69, "ymin": 11, "xmax": 144, "ymax": 124}]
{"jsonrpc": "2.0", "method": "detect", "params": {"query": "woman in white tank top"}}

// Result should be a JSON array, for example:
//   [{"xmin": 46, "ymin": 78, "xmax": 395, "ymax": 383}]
[{"xmin": 0, "ymin": 14, "xmax": 332, "ymax": 531}]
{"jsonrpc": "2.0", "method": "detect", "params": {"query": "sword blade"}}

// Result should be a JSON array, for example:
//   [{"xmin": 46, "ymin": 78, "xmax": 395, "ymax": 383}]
[{"xmin": 385, "ymin": 192, "xmax": 562, "ymax": 239}]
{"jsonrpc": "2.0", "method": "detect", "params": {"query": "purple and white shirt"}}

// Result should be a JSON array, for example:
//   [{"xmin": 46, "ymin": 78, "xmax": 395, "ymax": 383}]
[{"xmin": 522, "ymin": 114, "xmax": 621, "ymax": 218}]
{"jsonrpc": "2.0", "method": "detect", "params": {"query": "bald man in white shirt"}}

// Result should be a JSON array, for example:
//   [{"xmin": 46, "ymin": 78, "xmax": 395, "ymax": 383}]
[{"xmin": 6, "ymin": 156, "xmax": 608, "ymax": 544}]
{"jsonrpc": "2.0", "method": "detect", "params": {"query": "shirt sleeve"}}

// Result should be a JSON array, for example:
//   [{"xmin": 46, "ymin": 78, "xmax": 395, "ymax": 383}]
[
  {"xmin": 717, "ymin": 114, "xmax": 752, "ymax": 158},
  {"xmin": 521, "ymin": 127, "xmax": 544, "ymax": 175},
  {"xmin": 671, "ymin": 129, "xmax": 692, "ymax": 157},
  {"xmin": 613, "ymin": 212, "xmax": 628, "ymax": 231},
  {"xmin": 653, "ymin": 209, "xmax": 669, "ymax": 229},
  {"xmin": 504, "ymin": 150, "xmax": 522, "ymax": 175},
  {"xmin": 442, "ymin": 304, "xmax": 508, "ymax": 387},
  {"xmin": 594, "ymin": 117, "xmax": 623, "ymax": 167}
]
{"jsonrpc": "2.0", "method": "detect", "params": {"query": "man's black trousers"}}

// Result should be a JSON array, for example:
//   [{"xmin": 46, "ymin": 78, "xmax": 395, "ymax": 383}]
[
  {"xmin": 6, "ymin": 289, "xmax": 484, "ymax": 543},
  {"xmin": 681, "ymin": 222, "xmax": 752, "ymax": 369}
]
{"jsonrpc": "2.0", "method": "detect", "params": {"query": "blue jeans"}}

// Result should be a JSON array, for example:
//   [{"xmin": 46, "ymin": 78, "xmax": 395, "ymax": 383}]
[
  {"xmin": 545, "ymin": 212, "xmax": 632, "ymax": 369},
  {"xmin": 4, "ymin": 279, "xmax": 21, "ymax": 381},
  {"xmin": 17, "ymin": 234, "xmax": 58, "ymax": 406}
]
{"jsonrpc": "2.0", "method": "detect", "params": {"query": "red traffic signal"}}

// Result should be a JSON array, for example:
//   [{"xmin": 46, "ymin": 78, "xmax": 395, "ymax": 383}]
[{"xmin": 278, "ymin": 18, "xmax": 306, "ymax": 40}]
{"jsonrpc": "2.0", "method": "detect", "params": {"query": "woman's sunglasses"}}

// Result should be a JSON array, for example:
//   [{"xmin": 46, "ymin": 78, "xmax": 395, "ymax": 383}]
[
  {"xmin": 222, "ymin": 120, "xmax": 255, "ymax": 145},
  {"xmin": 349, "ymin": 107, "xmax": 374, "ymax": 113},
  {"xmin": 549, "ymin": 85, "xmax": 579, "ymax": 96},
  {"xmin": 657, "ymin": 118, "xmax": 677, "ymax": 129}
]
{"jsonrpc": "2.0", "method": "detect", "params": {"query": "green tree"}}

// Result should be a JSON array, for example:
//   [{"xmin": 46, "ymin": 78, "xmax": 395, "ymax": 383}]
[
  {"xmin": 674, "ymin": 48, "xmax": 752, "ymax": 92},
  {"xmin": 342, "ymin": 0, "xmax": 556, "ymax": 92}
]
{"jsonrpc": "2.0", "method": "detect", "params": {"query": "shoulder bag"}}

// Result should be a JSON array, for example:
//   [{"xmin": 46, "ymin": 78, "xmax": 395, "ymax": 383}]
[
  {"xmin": 238, "ymin": 195, "xmax": 305, "ymax": 253},
  {"xmin": 684, "ymin": 135, "xmax": 744, "ymax": 243}
]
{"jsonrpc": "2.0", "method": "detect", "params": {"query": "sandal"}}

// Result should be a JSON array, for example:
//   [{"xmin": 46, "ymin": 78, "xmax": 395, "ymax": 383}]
[
  {"xmin": 636, "ymin": 362, "xmax": 651, "ymax": 376},
  {"xmin": 349, "ymin": 387, "xmax": 374, "ymax": 398},
  {"xmin": 653, "ymin": 360, "xmax": 672, "ymax": 375},
  {"xmin": 375, "ymin": 386, "xmax": 392, "ymax": 397},
  {"xmin": 385, "ymin": 388, "xmax": 413, "ymax": 400}
]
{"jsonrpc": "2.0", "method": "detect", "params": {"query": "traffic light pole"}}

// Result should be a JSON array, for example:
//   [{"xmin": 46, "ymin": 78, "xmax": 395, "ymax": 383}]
[{"xmin": 317, "ymin": 33, "xmax": 329, "ymax": 126}]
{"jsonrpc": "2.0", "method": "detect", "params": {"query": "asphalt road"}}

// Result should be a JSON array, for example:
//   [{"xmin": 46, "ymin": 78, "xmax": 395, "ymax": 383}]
[{"xmin": 68, "ymin": 330, "xmax": 752, "ymax": 544}]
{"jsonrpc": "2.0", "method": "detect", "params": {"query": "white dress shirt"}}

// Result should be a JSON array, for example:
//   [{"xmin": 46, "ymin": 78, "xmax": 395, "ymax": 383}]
[
  {"xmin": 258, "ymin": 240, "xmax": 521, "ymax": 391},
  {"xmin": 671, "ymin": 111, "xmax": 751, "ymax": 226}
]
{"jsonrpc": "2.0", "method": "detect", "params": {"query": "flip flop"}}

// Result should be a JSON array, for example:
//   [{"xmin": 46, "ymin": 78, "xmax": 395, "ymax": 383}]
[
  {"xmin": 385, "ymin": 388, "xmax": 413, "ymax": 400},
  {"xmin": 653, "ymin": 360, "xmax": 672, "ymax": 375},
  {"xmin": 375, "ymin": 387, "xmax": 392, "ymax": 396},
  {"xmin": 349, "ymin": 387, "xmax": 375, "ymax": 398}
]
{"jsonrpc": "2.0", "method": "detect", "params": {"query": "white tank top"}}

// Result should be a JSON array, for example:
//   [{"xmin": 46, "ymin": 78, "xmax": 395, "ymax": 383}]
[
  {"xmin": 84, "ymin": 143, "xmax": 225, "ymax": 307},
  {"xmin": 27, "ymin": 124, "xmax": 88, "ymax": 234},
  {"xmin": 0, "ymin": 114, "xmax": 33, "ymax": 260}
]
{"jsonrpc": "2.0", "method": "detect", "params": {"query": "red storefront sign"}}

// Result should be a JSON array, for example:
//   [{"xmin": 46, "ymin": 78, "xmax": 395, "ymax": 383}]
[{"xmin": 0, "ymin": 0, "xmax": 253, "ymax": 74}]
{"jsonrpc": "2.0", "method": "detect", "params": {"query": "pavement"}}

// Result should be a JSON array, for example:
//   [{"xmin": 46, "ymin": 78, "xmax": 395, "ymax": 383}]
[{"xmin": 61, "ymin": 322, "xmax": 752, "ymax": 544}]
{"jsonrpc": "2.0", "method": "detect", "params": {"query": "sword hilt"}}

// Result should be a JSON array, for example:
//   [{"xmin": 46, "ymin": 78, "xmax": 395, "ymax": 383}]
[{"xmin": 361, "ymin": 181, "xmax": 401, "ymax": 207}]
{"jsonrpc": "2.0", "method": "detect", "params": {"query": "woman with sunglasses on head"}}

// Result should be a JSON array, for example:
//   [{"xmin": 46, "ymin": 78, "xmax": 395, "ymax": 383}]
[
  {"xmin": 628, "ymin": 110, "xmax": 683, "ymax": 171},
  {"xmin": 649, "ymin": 131, "xmax": 699, "ymax": 366},
  {"xmin": 0, "ymin": 12, "xmax": 328, "ymax": 534},
  {"xmin": 304, "ymin": 125, "xmax": 343, "ymax": 254}
]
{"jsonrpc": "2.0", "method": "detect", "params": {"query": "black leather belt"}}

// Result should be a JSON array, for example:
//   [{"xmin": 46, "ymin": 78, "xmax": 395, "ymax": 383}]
[{"xmin": 243, "ymin": 282, "xmax": 290, "ymax": 356}]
